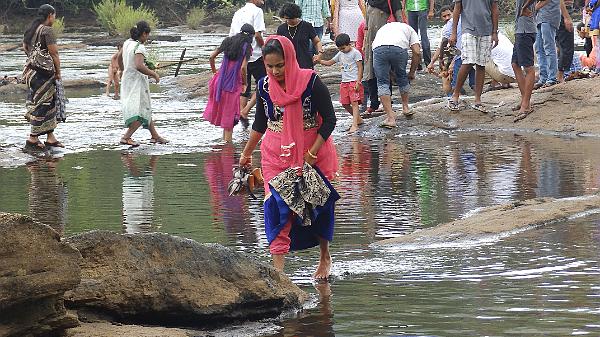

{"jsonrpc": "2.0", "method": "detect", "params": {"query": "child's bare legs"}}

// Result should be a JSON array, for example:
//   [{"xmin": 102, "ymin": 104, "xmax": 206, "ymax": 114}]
[
  {"xmin": 223, "ymin": 128, "xmax": 233, "ymax": 143},
  {"xmin": 113, "ymin": 71, "xmax": 120, "ymax": 99},
  {"xmin": 342, "ymin": 102, "xmax": 364, "ymax": 132},
  {"xmin": 313, "ymin": 237, "xmax": 331, "ymax": 280},
  {"xmin": 106, "ymin": 67, "xmax": 114, "ymax": 96}
]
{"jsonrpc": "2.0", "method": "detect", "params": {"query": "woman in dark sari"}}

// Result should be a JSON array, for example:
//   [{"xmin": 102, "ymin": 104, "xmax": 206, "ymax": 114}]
[{"xmin": 22, "ymin": 4, "xmax": 64, "ymax": 151}]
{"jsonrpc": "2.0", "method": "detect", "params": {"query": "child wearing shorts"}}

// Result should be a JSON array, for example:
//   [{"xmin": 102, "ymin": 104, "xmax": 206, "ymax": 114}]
[{"xmin": 319, "ymin": 33, "xmax": 364, "ymax": 132}]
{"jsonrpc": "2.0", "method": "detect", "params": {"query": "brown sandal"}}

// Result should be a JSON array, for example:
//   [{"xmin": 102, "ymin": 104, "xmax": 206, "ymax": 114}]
[
  {"xmin": 24, "ymin": 140, "xmax": 46, "ymax": 151},
  {"xmin": 120, "ymin": 138, "xmax": 140, "ymax": 147},
  {"xmin": 44, "ymin": 141, "xmax": 65, "ymax": 148},
  {"xmin": 149, "ymin": 137, "xmax": 169, "ymax": 144},
  {"xmin": 513, "ymin": 108, "xmax": 534, "ymax": 123}
]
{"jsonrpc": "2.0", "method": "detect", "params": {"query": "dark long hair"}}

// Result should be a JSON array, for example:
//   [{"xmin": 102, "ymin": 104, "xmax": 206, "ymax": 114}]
[
  {"xmin": 220, "ymin": 23, "xmax": 254, "ymax": 60},
  {"xmin": 23, "ymin": 4, "xmax": 55, "ymax": 46},
  {"xmin": 130, "ymin": 21, "xmax": 151, "ymax": 41},
  {"xmin": 262, "ymin": 38, "xmax": 284, "ymax": 58}
]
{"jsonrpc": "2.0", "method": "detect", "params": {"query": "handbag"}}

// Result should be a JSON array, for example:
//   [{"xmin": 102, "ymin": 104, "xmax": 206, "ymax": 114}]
[
  {"xmin": 24, "ymin": 25, "xmax": 55, "ymax": 73},
  {"xmin": 386, "ymin": 0, "xmax": 396, "ymax": 23}
]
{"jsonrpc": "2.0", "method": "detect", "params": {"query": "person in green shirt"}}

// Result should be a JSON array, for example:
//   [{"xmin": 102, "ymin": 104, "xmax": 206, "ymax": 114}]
[{"xmin": 402, "ymin": 0, "xmax": 434, "ymax": 68}]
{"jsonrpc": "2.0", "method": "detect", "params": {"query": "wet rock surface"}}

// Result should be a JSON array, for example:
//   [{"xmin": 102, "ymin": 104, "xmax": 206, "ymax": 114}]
[
  {"xmin": 375, "ymin": 195, "xmax": 600, "ymax": 247},
  {"xmin": 65, "ymin": 231, "xmax": 307, "ymax": 328},
  {"xmin": 0, "ymin": 213, "xmax": 82, "ymax": 337},
  {"xmin": 0, "ymin": 79, "xmax": 105, "ymax": 96}
]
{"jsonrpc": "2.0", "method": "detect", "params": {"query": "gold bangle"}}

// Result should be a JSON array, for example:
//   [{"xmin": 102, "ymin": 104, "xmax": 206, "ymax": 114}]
[
  {"xmin": 240, "ymin": 152, "xmax": 252, "ymax": 159},
  {"xmin": 307, "ymin": 149, "xmax": 318, "ymax": 159}
]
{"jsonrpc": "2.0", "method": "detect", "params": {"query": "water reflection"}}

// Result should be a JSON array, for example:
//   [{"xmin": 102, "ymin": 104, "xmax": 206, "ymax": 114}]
[
  {"xmin": 1, "ymin": 132, "xmax": 600, "ymax": 336},
  {"xmin": 273, "ymin": 283, "xmax": 335, "ymax": 337},
  {"xmin": 204, "ymin": 144, "xmax": 258, "ymax": 245},
  {"xmin": 27, "ymin": 159, "xmax": 68, "ymax": 234},
  {"xmin": 121, "ymin": 154, "xmax": 157, "ymax": 233}
]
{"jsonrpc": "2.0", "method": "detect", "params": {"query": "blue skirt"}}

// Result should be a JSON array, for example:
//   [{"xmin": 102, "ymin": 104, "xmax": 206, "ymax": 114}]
[{"xmin": 264, "ymin": 167, "xmax": 339, "ymax": 251}]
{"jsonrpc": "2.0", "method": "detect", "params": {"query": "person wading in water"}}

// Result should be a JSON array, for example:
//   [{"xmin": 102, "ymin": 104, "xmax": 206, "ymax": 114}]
[
  {"xmin": 22, "ymin": 4, "xmax": 65, "ymax": 152},
  {"xmin": 117, "ymin": 21, "xmax": 168, "ymax": 146}
]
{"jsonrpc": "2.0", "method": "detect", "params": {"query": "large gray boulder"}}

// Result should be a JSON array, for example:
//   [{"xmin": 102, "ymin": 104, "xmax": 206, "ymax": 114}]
[
  {"xmin": 0, "ymin": 213, "xmax": 81, "ymax": 337},
  {"xmin": 65, "ymin": 231, "xmax": 307, "ymax": 327}
]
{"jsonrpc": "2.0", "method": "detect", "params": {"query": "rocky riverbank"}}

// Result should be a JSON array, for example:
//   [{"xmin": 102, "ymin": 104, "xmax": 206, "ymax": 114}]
[
  {"xmin": 374, "ymin": 195, "xmax": 600, "ymax": 248},
  {"xmin": 170, "ymin": 41, "xmax": 600, "ymax": 137},
  {"xmin": 0, "ymin": 79, "xmax": 105, "ymax": 96},
  {"xmin": 0, "ymin": 213, "xmax": 307, "ymax": 337}
]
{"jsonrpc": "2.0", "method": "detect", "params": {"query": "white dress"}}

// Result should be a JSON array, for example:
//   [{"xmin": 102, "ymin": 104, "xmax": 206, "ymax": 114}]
[
  {"xmin": 336, "ymin": 0, "xmax": 364, "ymax": 42},
  {"xmin": 120, "ymin": 39, "xmax": 152, "ymax": 127}
]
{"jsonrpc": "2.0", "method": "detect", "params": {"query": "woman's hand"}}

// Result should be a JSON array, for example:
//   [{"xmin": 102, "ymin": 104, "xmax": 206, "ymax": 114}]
[
  {"xmin": 54, "ymin": 71, "xmax": 61, "ymax": 81},
  {"xmin": 152, "ymin": 71, "xmax": 160, "ymax": 83},
  {"xmin": 304, "ymin": 151, "xmax": 317, "ymax": 166},
  {"xmin": 239, "ymin": 153, "xmax": 252, "ymax": 168}
]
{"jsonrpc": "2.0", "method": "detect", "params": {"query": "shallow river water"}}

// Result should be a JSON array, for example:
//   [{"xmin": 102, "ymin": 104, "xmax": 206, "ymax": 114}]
[{"xmin": 1, "ymin": 29, "xmax": 600, "ymax": 336}]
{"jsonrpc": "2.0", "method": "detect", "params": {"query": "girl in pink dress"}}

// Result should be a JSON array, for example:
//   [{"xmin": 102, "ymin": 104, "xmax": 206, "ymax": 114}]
[{"xmin": 204, "ymin": 24, "xmax": 254, "ymax": 143}]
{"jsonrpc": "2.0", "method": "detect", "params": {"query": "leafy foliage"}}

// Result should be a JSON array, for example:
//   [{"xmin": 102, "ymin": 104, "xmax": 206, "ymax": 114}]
[
  {"xmin": 186, "ymin": 7, "xmax": 206, "ymax": 29},
  {"xmin": 53, "ymin": 17, "xmax": 65, "ymax": 36},
  {"xmin": 93, "ymin": 0, "xmax": 158, "ymax": 36}
]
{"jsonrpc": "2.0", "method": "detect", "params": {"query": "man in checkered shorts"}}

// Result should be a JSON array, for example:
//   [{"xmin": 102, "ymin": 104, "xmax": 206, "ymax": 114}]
[{"xmin": 447, "ymin": 0, "xmax": 499, "ymax": 113}]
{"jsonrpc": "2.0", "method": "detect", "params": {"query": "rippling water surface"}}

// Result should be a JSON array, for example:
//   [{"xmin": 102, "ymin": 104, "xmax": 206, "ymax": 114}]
[
  {"xmin": 1, "ymin": 132, "xmax": 600, "ymax": 336},
  {"xmin": 1, "ymin": 29, "xmax": 600, "ymax": 337}
]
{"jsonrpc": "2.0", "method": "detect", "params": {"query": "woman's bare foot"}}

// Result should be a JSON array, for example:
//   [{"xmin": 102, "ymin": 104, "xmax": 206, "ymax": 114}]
[{"xmin": 313, "ymin": 253, "xmax": 331, "ymax": 280}]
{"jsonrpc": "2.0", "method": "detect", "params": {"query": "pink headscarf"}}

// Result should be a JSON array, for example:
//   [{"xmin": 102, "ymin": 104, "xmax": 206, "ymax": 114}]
[{"xmin": 264, "ymin": 35, "xmax": 315, "ymax": 174}]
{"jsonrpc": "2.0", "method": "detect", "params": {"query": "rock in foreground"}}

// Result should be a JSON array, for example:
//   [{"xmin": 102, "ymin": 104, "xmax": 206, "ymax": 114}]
[
  {"xmin": 65, "ymin": 231, "xmax": 307, "ymax": 327},
  {"xmin": 0, "ymin": 213, "xmax": 81, "ymax": 337}
]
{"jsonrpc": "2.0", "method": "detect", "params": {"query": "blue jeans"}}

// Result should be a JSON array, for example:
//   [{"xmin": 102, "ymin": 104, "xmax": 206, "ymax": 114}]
[
  {"xmin": 310, "ymin": 25, "xmax": 324, "ymax": 55},
  {"xmin": 535, "ymin": 22, "xmax": 558, "ymax": 84},
  {"xmin": 407, "ymin": 10, "xmax": 432, "ymax": 65},
  {"xmin": 451, "ymin": 57, "xmax": 475, "ymax": 92},
  {"xmin": 373, "ymin": 45, "xmax": 410, "ymax": 96}
]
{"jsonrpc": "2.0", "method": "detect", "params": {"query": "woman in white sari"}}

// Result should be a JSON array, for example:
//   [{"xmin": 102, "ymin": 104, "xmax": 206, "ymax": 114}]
[{"xmin": 118, "ymin": 21, "xmax": 167, "ymax": 146}]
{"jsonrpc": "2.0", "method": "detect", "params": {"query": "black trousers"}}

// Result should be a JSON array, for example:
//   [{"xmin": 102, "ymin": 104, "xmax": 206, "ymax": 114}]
[{"xmin": 556, "ymin": 16, "xmax": 574, "ymax": 72}]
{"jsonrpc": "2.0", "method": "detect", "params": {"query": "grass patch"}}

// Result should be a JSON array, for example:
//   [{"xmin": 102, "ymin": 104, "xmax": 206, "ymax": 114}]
[
  {"xmin": 94, "ymin": 0, "xmax": 159, "ymax": 36},
  {"xmin": 53, "ymin": 17, "xmax": 65, "ymax": 36},
  {"xmin": 186, "ymin": 7, "xmax": 206, "ymax": 29}
]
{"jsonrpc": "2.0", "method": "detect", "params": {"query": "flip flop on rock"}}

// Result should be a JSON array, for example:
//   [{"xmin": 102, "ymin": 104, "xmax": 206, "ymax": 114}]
[
  {"xmin": 513, "ymin": 108, "xmax": 534, "ymax": 123},
  {"xmin": 379, "ymin": 123, "xmax": 396, "ymax": 129},
  {"xmin": 447, "ymin": 99, "xmax": 460, "ymax": 111},
  {"xmin": 471, "ymin": 103, "xmax": 489, "ymax": 114}
]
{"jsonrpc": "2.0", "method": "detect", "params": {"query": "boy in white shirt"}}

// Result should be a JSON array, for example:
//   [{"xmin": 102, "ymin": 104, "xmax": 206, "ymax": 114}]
[{"xmin": 319, "ymin": 33, "xmax": 364, "ymax": 132}]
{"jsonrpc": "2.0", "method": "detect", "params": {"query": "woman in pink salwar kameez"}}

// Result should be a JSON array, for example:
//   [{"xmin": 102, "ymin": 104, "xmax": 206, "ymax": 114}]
[{"xmin": 239, "ymin": 36, "xmax": 339, "ymax": 281}]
